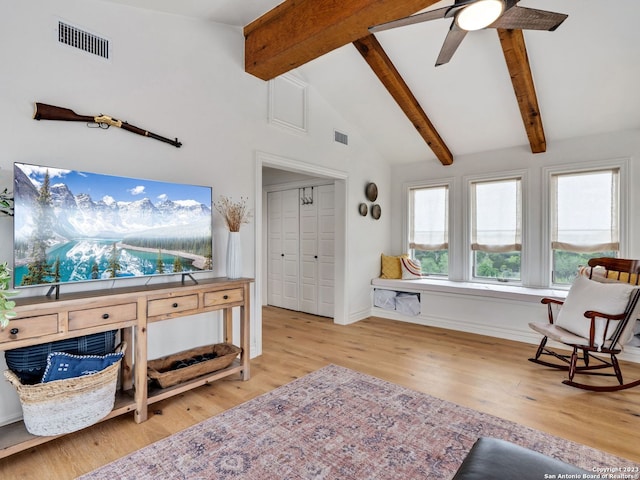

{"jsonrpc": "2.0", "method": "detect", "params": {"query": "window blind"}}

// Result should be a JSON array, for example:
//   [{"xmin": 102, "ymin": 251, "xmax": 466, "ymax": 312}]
[
  {"xmin": 409, "ymin": 185, "xmax": 448, "ymax": 251},
  {"xmin": 551, "ymin": 169, "xmax": 619, "ymax": 252},
  {"xmin": 471, "ymin": 178, "xmax": 522, "ymax": 253}
]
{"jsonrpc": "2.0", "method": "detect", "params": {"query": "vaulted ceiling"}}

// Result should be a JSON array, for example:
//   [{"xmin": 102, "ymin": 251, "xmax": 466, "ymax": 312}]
[{"xmin": 105, "ymin": 0, "xmax": 640, "ymax": 165}]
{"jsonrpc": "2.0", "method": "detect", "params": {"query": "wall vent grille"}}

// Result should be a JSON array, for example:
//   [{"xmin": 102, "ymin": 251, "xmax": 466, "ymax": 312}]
[
  {"xmin": 58, "ymin": 21, "xmax": 110, "ymax": 59},
  {"xmin": 334, "ymin": 130, "xmax": 349, "ymax": 145}
]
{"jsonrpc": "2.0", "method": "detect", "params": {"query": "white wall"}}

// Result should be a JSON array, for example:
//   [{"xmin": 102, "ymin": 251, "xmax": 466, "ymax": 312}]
[
  {"xmin": 0, "ymin": 0, "xmax": 390, "ymax": 426},
  {"xmin": 385, "ymin": 129, "xmax": 640, "ymax": 360}
]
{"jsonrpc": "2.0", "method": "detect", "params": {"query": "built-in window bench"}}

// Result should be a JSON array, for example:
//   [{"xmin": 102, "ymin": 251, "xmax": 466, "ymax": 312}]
[
  {"xmin": 370, "ymin": 278, "xmax": 640, "ymax": 364},
  {"xmin": 372, "ymin": 278, "xmax": 569, "ymax": 304}
]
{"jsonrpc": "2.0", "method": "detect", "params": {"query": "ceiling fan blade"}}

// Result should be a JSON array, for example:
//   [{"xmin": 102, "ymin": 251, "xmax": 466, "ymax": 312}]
[
  {"xmin": 435, "ymin": 21, "xmax": 468, "ymax": 66},
  {"xmin": 369, "ymin": 0, "xmax": 476, "ymax": 34},
  {"xmin": 369, "ymin": 6, "xmax": 451, "ymax": 33},
  {"xmin": 489, "ymin": 6, "xmax": 568, "ymax": 31}
]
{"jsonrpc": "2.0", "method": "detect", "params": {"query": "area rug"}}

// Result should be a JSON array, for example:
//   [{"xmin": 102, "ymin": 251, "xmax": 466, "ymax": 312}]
[{"xmin": 79, "ymin": 364, "xmax": 638, "ymax": 479}]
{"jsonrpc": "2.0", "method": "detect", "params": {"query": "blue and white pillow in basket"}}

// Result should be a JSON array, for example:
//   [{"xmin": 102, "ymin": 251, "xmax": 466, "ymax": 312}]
[{"xmin": 41, "ymin": 350, "xmax": 124, "ymax": 383}]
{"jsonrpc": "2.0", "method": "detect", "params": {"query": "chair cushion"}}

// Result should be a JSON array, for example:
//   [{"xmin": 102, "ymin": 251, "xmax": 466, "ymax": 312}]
[
  {"xmin": 528, "ymin": 322, "xmax": 590, "ymax": 346},
  {"xmin": 555, "ymin": 275, "xmax": 634, "ymax": 348},
  {"xmin": 577, "ymin": 267, "xmax": 640, "ymax": 348},
  {"xmin": 451, "ymin": 437, "xmax": 588, "ymax": 480}
]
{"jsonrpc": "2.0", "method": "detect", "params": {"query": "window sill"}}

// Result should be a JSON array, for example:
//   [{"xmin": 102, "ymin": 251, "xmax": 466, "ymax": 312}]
[{"xmin": 371, "ymin": 277, "xmax": 568, "ymax": 304}]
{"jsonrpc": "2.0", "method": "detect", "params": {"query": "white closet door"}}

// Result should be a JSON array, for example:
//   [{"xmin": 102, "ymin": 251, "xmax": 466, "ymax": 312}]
[
  {"xmin": 267, "ymin": 185, "xmax": 334, "ymax": 317},
  {"xmin": 267, "ymin": 192, "xmax": 284, "ymax": 307},
  {"xmin": 267, "ymin": 190, "xmax": 299, "ymax": 310},
  {"xmin": 267, "ymin": 191, "xmax": 284, "ymax": 307},
  {"xmin": 299, "ymin": 191, "xmax": 318, "ymax": 314},
  {"xmin": 281, "ymin": 189, "xmax": 300, "ymax": 310},
  {"xmin": 317, "ymin": 185, "xmax": 335, "ymax": 317}
]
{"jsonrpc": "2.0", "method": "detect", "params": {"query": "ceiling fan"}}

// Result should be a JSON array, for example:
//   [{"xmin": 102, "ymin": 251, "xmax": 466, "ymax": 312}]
[{"xmin": 369, "ymin": 0, "xmax": 568, "ymax": 66}]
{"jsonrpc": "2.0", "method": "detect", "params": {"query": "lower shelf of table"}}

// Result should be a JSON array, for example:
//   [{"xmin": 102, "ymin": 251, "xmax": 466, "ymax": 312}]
[
  {"xmin": 147, "ymin": 359, "xmax": 244, "ymax": 403},
  {"xmin": 0, "ymin": 390, "xmax": 136, "ymax": 459},
  {"xmin": 0, "ymin": 360, "xmax": 246, "ymax": 459}
]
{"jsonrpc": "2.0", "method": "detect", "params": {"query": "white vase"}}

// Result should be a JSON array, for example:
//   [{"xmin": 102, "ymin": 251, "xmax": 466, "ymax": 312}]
[{"xmin": 226, "ymin": 231, "xmax": 242, "ymax": 279}]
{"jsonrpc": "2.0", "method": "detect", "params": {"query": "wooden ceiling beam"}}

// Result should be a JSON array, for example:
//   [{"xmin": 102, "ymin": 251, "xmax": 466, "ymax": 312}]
[
  {"xmin": 497, "ymin": 28, "xmax": 546, "ymax": 153},
  {"xmin": 353, "ymin": 34, "xmax": 453, "ymax": 166},
  {"xmin": 244, "ymin": 0, "xmax": 441, "ymax": 80}
]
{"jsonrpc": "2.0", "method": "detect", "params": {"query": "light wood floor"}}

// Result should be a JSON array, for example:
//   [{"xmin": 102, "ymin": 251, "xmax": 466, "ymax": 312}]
[{"xmin": 2, "ymin": 307, "xmax": 640, "ymax": 479}]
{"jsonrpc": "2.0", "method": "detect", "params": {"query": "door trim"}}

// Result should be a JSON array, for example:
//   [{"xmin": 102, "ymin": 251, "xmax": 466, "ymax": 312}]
[{"xmin": 255, "ymin": 151, "xmax": 349, "ymax": 355}]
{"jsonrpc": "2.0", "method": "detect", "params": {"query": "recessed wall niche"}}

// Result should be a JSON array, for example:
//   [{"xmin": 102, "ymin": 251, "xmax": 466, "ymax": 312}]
[{"xmin": 268, "ymin": 73, "xmax": 308, "ymax": 134}]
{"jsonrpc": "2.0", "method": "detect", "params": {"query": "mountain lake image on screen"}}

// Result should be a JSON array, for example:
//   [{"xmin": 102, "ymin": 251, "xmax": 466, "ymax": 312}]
[{"xmin": 13, "ymin": 162, "xmax": 213, "ymax": 289}]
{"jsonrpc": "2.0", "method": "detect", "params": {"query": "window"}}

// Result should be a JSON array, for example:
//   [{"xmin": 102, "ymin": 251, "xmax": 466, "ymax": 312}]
[
  {"xmin": 550, "ymin": 168, "xmax": 620, "ymax": 284},
  {"xmin": 409, "ymin": 185, "xmax": 448, "ymax": 276},
  {"xmin": 470, "ymin": 177, "xmax": 522, "ymax": 281}
]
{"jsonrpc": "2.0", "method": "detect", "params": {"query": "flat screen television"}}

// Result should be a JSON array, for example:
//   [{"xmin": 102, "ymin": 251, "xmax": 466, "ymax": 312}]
[{"xmin": 13, "ymin": 162, "xmax": 213, "ymax": 290}]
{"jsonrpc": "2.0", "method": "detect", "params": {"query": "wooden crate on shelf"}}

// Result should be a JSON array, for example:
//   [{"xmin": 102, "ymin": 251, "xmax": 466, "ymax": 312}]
[{"xmin": 147, "ymin": 343, "xmax": 241, "ymax": 388}]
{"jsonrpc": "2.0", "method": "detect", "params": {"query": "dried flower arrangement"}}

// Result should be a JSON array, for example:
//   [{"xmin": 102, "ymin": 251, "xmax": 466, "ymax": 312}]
[{"xmin": 214, "ymin": 196, "xmax": 252, "ymax": 232}]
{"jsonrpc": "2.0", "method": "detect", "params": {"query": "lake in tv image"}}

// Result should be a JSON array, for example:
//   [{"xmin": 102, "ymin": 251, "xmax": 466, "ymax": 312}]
[{"xmin": 13, "ymin": 162, "xmax": 213, "ymax": 288}]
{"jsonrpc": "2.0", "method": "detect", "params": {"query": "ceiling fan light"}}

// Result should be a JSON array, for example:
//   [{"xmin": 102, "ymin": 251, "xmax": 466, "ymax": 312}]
[{"xmin": 455, "ymin": 0, "xmax": 504, "ymax": 31}]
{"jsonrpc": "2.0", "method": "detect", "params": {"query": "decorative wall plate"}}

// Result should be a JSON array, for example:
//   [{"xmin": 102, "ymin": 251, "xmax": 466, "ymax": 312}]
[
  {"xmin": 365, "ymin": 182, "xmax": 378, "ymax": 202},
  {"xmin": 358, "ymin": 203, "xmax": 368, "ymax": 216},
  {"xmin": 371, "ymin": 204, "xmax": 381, "ymax": 220}
]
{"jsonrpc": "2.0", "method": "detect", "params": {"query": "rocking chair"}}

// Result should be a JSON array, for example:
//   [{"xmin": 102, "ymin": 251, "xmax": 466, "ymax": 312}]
[{"xmin": 529, "ymin": 257, "xmax": 640, "ymax": 392}]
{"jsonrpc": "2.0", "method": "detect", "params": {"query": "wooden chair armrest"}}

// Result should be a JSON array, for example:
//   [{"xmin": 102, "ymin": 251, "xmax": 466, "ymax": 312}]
[
  {"xmin": 541, "ymin": 297, "xmax": 564, "ymax": 324},
  {"xmin": 583, "ymin": 311, "xmax": 626, "ymax": 321},
  {"xmin": 541, "ymin": 297, "xmax": 564, "ymax": 306},
  {"xmin": 582, "ymin": 311, "xmax": 627, "ymax": 347}
]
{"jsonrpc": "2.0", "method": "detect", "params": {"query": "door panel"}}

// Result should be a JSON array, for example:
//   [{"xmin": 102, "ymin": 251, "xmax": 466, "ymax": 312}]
[
  {"xmin": 267, "ymin": 190, "xmax": 299, "ymax": 310},
  {"xmin": 317, "ymin": 185, "xmax": 335, "ymax": 317},
  {"xmin": 281, "ymin": 189, "xmax": 300, "ymax": 310},
  {"xmin": 267, "ymin": 191, "xmax": 283, "ymax": 307},
  {"xmin": 299, "ymin": 198, "xmax": 318, "ymax": 314},
  {"xmin": 266, "ymin": 184, "xmax": 334, "ymax": 317}
]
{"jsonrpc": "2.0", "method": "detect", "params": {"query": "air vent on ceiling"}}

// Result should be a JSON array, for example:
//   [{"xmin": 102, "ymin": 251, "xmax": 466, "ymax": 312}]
[
  {"xmin": 58, "ymin": 20, "xmax": 110, "ymax": 60},
  {"xmin": 334, "ymin": 130, "xmax": 349, "ymax": 146}
]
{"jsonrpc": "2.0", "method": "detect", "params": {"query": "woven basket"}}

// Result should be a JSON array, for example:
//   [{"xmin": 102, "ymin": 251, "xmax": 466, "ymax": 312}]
[
  {"xmin": 4, "ymin": 348, "xmax": 123, "ymax": 436},
  {"xmin": 147, "ymin": 343, "xmax": 241, "ymax": 388}
]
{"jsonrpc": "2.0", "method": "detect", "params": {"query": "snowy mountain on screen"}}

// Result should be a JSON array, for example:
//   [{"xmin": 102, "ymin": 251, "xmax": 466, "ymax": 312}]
[{"xmin": 14, "ymin": 178, "xmax": 211, "ymax": 242}]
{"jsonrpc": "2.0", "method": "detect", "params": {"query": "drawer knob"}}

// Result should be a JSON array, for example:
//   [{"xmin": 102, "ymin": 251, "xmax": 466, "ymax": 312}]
[
  {"xmin": 223, "ymin": 295, "xmax": 229, "ymax": 300},
  {"xmin": 172, "ymin": 302, "xmax": 178, "ymax": 308},
  {"xmin": 102, "ymin": 313, "xmax": 110, "ymax": 320},
  {"xmin": 9, "ymin": 328, "xmax": 19, "ymax": 337}
]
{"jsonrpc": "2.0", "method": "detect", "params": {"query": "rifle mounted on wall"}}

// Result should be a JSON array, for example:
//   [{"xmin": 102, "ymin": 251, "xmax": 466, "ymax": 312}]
[{"xmin": 33, "ymin": 103, "xmax": 182, "ymax": 148}]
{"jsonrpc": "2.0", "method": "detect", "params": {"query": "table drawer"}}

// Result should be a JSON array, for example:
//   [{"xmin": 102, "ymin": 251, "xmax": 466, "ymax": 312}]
[
  {"xmin": 203, "ymin": 288, "xmax": 243, "ymax": 307},
  {"xmin": 68, "ymin": 303, "xmax": 137, "ymax": 330},
  {"xmin": 0, "ymin": 314, "xmax": 58, "ymax": 343},
  {"xmin": 147, "ymin": 294, "xmax": 199, "ymax": 318}
]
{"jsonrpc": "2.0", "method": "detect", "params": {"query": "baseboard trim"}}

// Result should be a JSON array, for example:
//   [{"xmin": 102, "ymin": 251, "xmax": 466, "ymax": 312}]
[
  {"xmin": 369, "ymin": 307, "xmax": 640, "ymax": 364},
  {"xmin": 347, "ymin": 308, "xmax": 371, "ymax": 325}
]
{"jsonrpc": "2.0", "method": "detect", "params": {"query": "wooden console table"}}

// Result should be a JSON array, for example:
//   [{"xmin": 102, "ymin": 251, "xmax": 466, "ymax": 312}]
[{"xmin": 0, "ymin": 277, "xmax": 253, "ymax": 458}]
